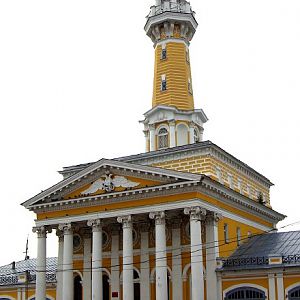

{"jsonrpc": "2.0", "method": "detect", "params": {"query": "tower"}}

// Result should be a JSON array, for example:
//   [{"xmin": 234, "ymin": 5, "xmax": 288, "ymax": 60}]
[{"xmin": 141, "ymin": 0, "xmax": 208, "ymax": 152}]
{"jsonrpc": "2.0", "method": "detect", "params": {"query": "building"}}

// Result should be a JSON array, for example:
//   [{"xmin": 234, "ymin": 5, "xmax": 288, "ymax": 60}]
[{"xmin": 1, "ymin": 0, "xmax": 300, "ymax": 300}]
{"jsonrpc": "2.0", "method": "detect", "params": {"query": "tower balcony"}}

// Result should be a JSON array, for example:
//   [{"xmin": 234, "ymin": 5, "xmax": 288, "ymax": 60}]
[{"xmin": 147, "ymin": 1, "xmax": 195, "ymax": 18}]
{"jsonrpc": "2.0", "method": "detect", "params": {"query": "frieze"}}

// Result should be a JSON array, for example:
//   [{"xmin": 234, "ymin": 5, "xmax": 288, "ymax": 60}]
[{"xmin": 32, "ymin": 179, "xmax": 282, "ymax": 223}]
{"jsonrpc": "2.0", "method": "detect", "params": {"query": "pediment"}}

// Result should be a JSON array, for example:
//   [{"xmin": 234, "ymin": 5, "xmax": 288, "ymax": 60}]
[{"xmin": 22, "ymin": 158, "xmax": 201, "ymax": 209}]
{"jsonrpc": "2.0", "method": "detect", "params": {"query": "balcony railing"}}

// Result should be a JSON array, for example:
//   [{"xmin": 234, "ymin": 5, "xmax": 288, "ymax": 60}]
[{"xmin": 148, "ymin": 1, "xmax": 194, "ymax": 18}]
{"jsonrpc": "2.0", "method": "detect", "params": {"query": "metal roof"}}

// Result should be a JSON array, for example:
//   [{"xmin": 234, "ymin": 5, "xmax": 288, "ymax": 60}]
[
  {"xmin": 222, "ymin": 231, "xmax": 300, "ymax": 270},
  {"xmin": 0, "ymin": 258, "xmax": 57, "ymax": 286}
]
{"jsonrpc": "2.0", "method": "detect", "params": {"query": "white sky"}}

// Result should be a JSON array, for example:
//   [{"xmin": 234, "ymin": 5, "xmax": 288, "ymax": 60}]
[{"xmin": 0, "ymin": 0, "xmax": 299, "ymax": 267}]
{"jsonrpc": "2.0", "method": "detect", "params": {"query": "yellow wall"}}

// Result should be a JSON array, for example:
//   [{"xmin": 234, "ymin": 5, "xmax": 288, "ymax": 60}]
[{"xmin": 153, "ymin": 42, "xmax": 194, "ymax": 110}]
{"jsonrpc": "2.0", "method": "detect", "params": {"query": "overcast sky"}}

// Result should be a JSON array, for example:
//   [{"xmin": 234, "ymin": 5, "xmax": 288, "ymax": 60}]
[{"xmin": 0, "ymin": 0, "xmax": 299, "ymax": 266}]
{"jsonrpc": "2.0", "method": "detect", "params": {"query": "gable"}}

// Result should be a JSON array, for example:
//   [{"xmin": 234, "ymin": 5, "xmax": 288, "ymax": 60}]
[{"xmin": 22, "ymin": 158, "xmax": 201, "ymax": 210}]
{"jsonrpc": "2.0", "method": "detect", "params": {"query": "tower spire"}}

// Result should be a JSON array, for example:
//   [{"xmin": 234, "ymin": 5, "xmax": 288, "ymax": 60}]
[{"xmin": 141, "ymin": 0, "xmax": 208, "ymax": 152}]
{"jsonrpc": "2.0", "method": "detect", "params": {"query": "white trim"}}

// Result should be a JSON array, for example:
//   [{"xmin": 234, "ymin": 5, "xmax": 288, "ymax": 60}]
[
  {"xmin": 150, "ymin": 266, "xmax": 172, "ymax": 281},
  {"xmin": 28, "ymin": 296, "xmax": 55, "ymax": 300},
  {"xmin": 285, "ymin": 281, "xmax": 300, "ymax": 297},
  {"xmin": 35, "ymin": 198, "xmax": 272, "ymax": 231},
  {"xmin": 156, "ymin": 38, "xmax": 189, "ymax": 48},
  {"xmin": 73, "ymin": 270, "xmax": 83, "ymax": 279},
  {"xmin": 223, "ymin": 283, "xmax": 268, "ymax": 300}
]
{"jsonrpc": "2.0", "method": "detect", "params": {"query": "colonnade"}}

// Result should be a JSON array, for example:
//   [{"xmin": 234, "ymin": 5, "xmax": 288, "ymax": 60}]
[{"xmin": 33, "ymin": 207, "xmax": 221, "ymax": 300}]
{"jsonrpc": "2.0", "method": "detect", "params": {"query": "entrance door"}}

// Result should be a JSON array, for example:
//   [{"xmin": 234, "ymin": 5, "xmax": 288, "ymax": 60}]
[
  {"xmin": 103, "ymin": 273, "xmax": 110, "ymax": 300},
  {"xmin": 74, "ymin": 275, "xmax": 82, "ymax": 300}
]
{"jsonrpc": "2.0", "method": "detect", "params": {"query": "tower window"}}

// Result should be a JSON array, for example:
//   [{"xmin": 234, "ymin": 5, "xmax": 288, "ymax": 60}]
[
  {"xmin": 188, "ymin": 78, "xmax": 193, "ymax": 94},
  {"xmin": 161, "ymin": 44, "xmax": 167, "ymax": 60},
  {"xmin": 194, "ymin": 128, "xmax": 200, "ymax": 143},
  {"xmin": 186, "ymin": 47, "xmax": 190, "ymax": 63},
  {"xmin": 158, "ymin": 128, "xmax": 169, "ymax": 149},
  {"xmin": 161, "ymin": 74, "xmax": 167, "ymax": 91}
]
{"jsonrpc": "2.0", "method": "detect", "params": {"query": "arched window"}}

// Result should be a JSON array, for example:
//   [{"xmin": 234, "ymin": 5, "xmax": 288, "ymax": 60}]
[
  {"xmin": 225, "ymin": 287, "xmax": 266, "ymax": 299},
  {"xmin": 288, "ymin": 286, "xmax": 300, "ymax": 300},
  {"xmin": 158, "ymin": 128, "xmax": 169, "ymax": 149},
  {"xmin": 194, "ymin": 128, "xmax": 200, "ymax": 143}
]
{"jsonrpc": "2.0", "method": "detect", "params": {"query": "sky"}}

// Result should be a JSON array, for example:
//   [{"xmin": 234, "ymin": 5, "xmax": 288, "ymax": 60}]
[{"xmin": 0, "ymin": 0, "xmax": 299, "ymax": 266}]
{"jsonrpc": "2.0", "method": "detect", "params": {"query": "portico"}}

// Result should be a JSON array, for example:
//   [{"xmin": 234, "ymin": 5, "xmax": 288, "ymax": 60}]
[{"xmin": 33, "ymin": 204, "xmax": 221, "ymax": 300}]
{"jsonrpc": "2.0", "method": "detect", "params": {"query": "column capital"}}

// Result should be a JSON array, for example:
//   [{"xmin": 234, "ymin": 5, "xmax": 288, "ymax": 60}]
[
  {"xmin": 117, "ymin": 215, "xmax": 132, "ymax": 229},
  {"xmin": 206, "ymin": 211, "xmax": 223, "ymax": 225},
  {"xmin": 58, "ymin": 223, "xmax": 73, "ymax": 235},
  {"xmin": 149, "ymin": 124, "xmax": 156, "ymax": 130},
  {"xmin": 33, "ymin": 226, "xmax": 52, "ymax": 238},
  {"xmin": 143, "ymin": 130, "xmax": 149, "ymax": 138},
  {"xmin": 184, "ymin": 206, "xmax": 206, "ymax": 221},
  {"xmin": 149, "ymin": 211, "xmax": 165, "ymax": 225},
  {"xmin": 56, "ymin": 229, "xmax": 64, "ymax": 241},
  {"xmin": 87, "ymin": 219, "xmax": 102, "ymax": 232},
  {"xmin": 169, "ymin": 119, "xmax": 176, "ymax": 126}
]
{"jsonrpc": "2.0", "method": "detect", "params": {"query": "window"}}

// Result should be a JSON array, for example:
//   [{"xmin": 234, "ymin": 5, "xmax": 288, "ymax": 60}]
[
  {"xmin": 237, "ymin": 178, "xmax": 243, "ymax": 194},
  {"xmin": 246, "ymin": 184, "xmax": 251, "ymax": 197},
  {"xmin": 224, "ymin": 223, "xmax": 229, "ymax": 243},
  {"xmin": 225, "ymin": 287, "xmax": 266, "ymax": 299},
  {"xmin": 161, "ymin": 74, "xmax": 167, "ymax": 91},
  {"xmin": 158, "ymin": 128, "xmax": 169, "ymax": 149},
  {"xmin": 247, "ymin": 231, "xmax": 252, "ymax": 239},
  {"xmin": 161, "ymin": 44, "xmax": 167, "ymax": 60},
  {"xmin": 228, "ymin": 173, "xmax": 233, "ymax": 189},
  {"xmin": 288, "ymin": 286, "xmax": 300, "ymax": 300},
  {"xmin": 194, "ymin": 128, "xmax": 200, "ymax": 143},
  {"xmin": 186, "ymin": 46, "xmax": 190, "ymax": 63},
  {"xmin": 188, "ymin": 78, "xmax": 193, "ymax": 94},
  {"xmin": 216, "ymin": 167, "xmax": 223, "ymax": 183},
  {"xmin": 237, "ymin": 227, "xmax": 241, "ymax": 246}
]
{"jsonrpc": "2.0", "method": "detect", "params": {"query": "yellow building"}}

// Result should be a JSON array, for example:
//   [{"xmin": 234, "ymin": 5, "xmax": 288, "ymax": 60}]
[{"xmin": 1, "ymin": 0, "xmax": 300, "ymax": 300}]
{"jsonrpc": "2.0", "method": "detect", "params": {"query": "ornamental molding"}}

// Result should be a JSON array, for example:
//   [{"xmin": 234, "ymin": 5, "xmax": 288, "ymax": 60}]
[
  {"xmin": 32, "ymin": 177, "xmax": 284, "ymax": 224},
  {"xmin": 184, "ymin": 206, "xmax": 206, "ymax": 221},
  {"xmin": 58, "ymin": 223, "xmax": 72, "ymax": 235},
  {"xmin": 32, "ymin": 226, "xmax": 52, "ymax": 237},
  {"xmin": 87, "ymin": 218, "xmax": 102, "ymax": 232},
  {"xmin": 117, "ymin": 215, "xmax": 132, "ymax": 229},
  {"xmin": 24, "ymin": 159, "xmax": 200, "ymax": 209},
  {"xmin": 149, "ymin": 211, "xmax": 166, "ymax": 225}
]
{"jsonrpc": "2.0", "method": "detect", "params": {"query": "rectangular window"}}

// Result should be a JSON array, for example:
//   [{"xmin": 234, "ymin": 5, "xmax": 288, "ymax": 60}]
[
  {"xmin": 188, "ymin": 78, "xmax": 193, "ymax": 94},
  {"xmin": 224, "ymin": 223, "xmax": 229, "ymax": 243},
  {"xmin": 216, "ymin": 167, "xmax": 223, "ymax": 183},
  {"xmin": 161, "ymin": 74, "xmax": 167, "ymax": 91},
  {"xmin": 161, "ymin": 44, "xmax": 167, "ymax": 60},
  {"xmin": 228, "ymin": 173, "xmax": 233, "ymax": 189},
  {"xmin": 246, "ymin": 184, "xmax": 251, "ymax": 197},
  {"xmin": 236, "ymin": 227, "xmax": 241, "ymax": 246},
  {"xmin": 186, "ymin": 46, "xmax": 190, "ymax": 63},
  {"xmin": 237, "ymin": 178, "xmax": 243, "ymax": 194}
]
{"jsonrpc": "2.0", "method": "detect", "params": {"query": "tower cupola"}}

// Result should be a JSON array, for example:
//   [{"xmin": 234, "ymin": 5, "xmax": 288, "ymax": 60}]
[{"xmin": 141, "ymin": 0, "xmax": 208, "ymax": 152}]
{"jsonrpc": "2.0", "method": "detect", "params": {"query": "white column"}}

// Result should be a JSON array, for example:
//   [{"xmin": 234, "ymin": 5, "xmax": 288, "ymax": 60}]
[
  {"xmin": 149, "ymin": 211, "xmax": 168, "ymax": 300},
  {"xmin": 205, "ymin": 212, "xmax": 222, "ymax": 300},
  {"xmin": 169, "ymin": 121, "xmax": 176, "ymax": 147},
  {"xmin": 184, "ymin": 207, "xmax": 206, "ymax": 300},
  {"xmin": 149, "ymin": 125, "xmax": 156, "ymax": 151},
  {"xmin": 144, "ymin": 130, "xmax": 150, "ymax": 152},
  {"xmin": 140, "ymin": 224, "xmax": 150, "ymax": 300},
  {"xmin": 199, "ymin": 128, "xmax": 204, "ymax": 142},
  {"xmin": 33, "ymin": 226, "xmax": 51, "ymax": 300},
  {"xmin": 87, "ymin": 219, "xmax": 103, "ymax": 300},
  {"xmin": 17, "ymin": 288, "xmax": 21, "ymax": 300},
  {"xmin": 56, "ymin": 229, "xmax": 64, "ymax": 300},
  {"xmin": 189, "ymin": 123, "xmax": 195, "ymax": 144},
  {"xmin": 171, "ymin": 220, "xmax": 183, "ymax": 300},
  {"xmin": 58, "ymin": 223, "xmax": 74, "ymax": 300},
  {"xmin": 111, "ymin": 225, "xmax": 120, "ymax": 300},
  {"xmin": 117, "ymin": 215, "xmax": 134, "ymax": 300},
  {"xmin": 217, "ymin": 273, "xmax": 223, "ymax": 300},
  {"xmin": 276, "ymin": 273, "xmax": 284, "ymax": 300},
  {"xmin": 83, "ymin": 230, "xmax": 92, "ymax": 300},
  {"xmin": 268, "ymin": 274, "xmax": 276, "ymax": 300}
]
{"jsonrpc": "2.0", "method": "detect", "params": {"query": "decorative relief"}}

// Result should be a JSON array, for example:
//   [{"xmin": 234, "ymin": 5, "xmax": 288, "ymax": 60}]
[{"xmin": 81, "ymin": 172, "xmax": 140, "ymax": 195}]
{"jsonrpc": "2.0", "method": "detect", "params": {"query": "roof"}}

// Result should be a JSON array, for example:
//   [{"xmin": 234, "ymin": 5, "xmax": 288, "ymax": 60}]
[
  {"xmin": 221, "ymin": 231, "xmax": 300, "ymax": 271},
  {"xmin": 0, "ymin": 257, "xmax": 57, "ymax": 286},
  {"xmin": 59, "ymin": 141, "xmax": 273, "ymax": 187}
]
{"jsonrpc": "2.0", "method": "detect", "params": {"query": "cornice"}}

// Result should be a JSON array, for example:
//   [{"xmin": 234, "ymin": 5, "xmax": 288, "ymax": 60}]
[{"xmin": 32, "ymin": 176, "xmax": 284, "ymax": 224}]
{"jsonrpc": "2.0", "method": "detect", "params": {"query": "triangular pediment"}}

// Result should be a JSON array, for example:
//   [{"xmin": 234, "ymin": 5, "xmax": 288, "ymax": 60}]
[{"xmin": 22, "ymin": 158, "xmax": 201, "ymax": 209}]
